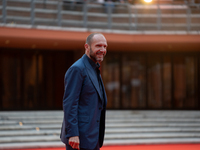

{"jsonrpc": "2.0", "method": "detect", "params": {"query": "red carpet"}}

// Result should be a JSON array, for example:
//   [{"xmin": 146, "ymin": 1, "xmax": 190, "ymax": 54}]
[{"xmin": 8, "ymin": 144, "xmax": 200, "ymax": 150}]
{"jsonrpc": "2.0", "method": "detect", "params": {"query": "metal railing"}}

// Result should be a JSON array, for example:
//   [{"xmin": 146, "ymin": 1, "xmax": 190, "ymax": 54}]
[{"xmin": 0, "ymin": 0, "xmax": 200, "ymax": 31}]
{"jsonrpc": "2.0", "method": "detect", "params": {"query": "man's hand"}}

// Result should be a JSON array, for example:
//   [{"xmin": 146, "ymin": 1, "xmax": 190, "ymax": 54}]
[{"xmin": 69, "ymin": 136, "xmax": 80, "ymax": 150}]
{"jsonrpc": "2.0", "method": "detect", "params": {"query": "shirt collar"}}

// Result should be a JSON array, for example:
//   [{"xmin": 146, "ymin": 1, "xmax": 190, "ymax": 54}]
[{"xmin": 85, "ymin": 54, "xmax": 100, "ymax": 70}]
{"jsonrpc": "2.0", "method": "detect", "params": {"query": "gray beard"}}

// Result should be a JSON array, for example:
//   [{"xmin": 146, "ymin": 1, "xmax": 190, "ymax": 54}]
[{"xmin": 89, "ymin": 48, "xmax": 103, "ymax": 62}]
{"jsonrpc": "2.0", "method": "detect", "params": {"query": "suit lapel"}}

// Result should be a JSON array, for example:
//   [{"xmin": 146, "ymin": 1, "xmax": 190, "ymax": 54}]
[{"xmin": 82, "ymin": 55, "xmax": 103, "ymax": 101}]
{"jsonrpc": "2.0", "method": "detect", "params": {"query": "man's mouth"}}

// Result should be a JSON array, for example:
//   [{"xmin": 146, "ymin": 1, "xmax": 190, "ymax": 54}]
[{"xmin": 96, "ymin": 52, "xmax": 104, "ymax": 56}]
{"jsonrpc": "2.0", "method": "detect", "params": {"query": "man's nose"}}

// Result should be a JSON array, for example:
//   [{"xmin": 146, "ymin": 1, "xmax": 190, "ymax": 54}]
[{"xmin": 100, "ymin": 46, "xmax": 106, "ymax": 52}]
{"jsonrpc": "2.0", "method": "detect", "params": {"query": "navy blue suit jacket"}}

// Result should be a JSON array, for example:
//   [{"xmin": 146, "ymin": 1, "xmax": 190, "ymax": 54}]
[{"xmin": 60, "ymin": 54, "xmax": 107, "ymax": 149}]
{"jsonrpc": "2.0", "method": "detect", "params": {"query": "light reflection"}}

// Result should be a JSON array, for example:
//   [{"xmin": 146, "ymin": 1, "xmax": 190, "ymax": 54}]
[{"xmin": 144, "ymin": 0, "xmax": 152, "ymax": 3}]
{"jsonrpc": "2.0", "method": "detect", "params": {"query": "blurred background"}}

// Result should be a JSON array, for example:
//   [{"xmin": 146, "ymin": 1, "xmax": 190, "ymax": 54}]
[{"xmin": 0, "ymin": 0, "xmax": 200, "ymax": 149}]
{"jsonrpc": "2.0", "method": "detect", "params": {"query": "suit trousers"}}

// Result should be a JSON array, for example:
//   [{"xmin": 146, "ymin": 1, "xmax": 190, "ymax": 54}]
[{"xmin": 65, "ymin": 141, "xmax": 100, "ymax": 150}]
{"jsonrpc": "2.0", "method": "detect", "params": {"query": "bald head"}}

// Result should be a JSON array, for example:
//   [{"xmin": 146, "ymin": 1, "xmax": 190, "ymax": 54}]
[{"xmin": 86, "ymin": 33, "xmax": 105, "ymax": 46}]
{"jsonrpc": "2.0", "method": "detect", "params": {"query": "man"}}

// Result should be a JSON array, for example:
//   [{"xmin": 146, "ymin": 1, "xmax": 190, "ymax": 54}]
[{"xmin": 60, "ymin": 33, "xmax": 108, "ymax": 150}]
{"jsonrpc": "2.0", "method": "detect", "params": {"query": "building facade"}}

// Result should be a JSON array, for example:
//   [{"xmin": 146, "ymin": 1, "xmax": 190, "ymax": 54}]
[
  {"xmin": 0, "ymin": 27, "xmax": 200, "ymax": 110},
  {"xmin": 1, "ymin": 0, "xmax": 200, "ymax": 110}
]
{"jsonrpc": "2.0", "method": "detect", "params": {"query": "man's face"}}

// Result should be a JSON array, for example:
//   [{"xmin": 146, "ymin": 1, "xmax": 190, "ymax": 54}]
[{"xmin": 85, "ymin": 34, "xmax": 107, "ymax": 63}]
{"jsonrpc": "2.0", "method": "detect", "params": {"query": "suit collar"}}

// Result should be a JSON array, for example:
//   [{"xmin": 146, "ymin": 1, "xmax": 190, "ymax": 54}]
[
  {"xmin": 82, "ymin": 54, "xmax": 103, "ymax": 101},
  {"xmin": 84, "ymin": 54, "xmax": 101, "ymax": 71}
]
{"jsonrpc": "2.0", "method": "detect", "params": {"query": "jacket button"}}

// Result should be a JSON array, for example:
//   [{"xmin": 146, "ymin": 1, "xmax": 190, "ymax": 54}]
[
  {"xmin": 99, "ymin": 107, "xmax": 102, "ymax": 110},
  {"xmin": 97, "ymin": 120, "xmax": 99, "ymax": 122}
]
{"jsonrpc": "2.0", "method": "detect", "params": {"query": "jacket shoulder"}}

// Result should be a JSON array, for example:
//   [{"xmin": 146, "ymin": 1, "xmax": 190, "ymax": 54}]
[
  {"xmin": 70, "ymin": 57, "xmax": 85, "ymax": 71},
  {"xmin": 65, "ymin": 56, "xmax": 86, "ymax": 76}
]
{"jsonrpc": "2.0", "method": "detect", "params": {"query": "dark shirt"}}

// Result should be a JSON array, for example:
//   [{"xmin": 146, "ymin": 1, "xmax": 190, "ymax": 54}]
[
  {"xmin": 85, "ymin": 54, "xmax": 99, "ymax": 73},
  {"xmin": 85, "ymin": 55, "xmax": 104, "ymax": 106}
]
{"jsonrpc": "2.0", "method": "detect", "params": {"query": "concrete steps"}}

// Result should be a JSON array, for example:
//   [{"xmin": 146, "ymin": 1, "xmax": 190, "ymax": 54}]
[{"xmin": 0, "ymin": 110, "xmax": 200, "ymax": 149}]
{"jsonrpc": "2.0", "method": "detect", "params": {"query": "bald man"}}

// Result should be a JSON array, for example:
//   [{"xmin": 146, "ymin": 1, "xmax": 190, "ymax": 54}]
[{"xmin": 60, "ymin": 33, "xmax": 108, "ymax": 150}]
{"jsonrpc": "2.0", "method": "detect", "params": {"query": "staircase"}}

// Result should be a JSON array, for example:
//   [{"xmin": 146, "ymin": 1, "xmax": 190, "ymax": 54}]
[{"xmin": 0, "ymin": 110, "xmax": 200, "ymax": 149}]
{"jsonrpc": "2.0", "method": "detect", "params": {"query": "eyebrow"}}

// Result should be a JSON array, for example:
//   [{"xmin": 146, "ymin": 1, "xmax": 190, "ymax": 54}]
[{"xmin": 96, "ymin": 44, "xmax": 107, "ymax": 46}]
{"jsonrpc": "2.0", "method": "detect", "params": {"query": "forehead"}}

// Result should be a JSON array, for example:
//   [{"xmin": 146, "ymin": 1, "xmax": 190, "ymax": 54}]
[{"xmin": 92, "ymin": 34, "xmax": 107, "ymax": 45}]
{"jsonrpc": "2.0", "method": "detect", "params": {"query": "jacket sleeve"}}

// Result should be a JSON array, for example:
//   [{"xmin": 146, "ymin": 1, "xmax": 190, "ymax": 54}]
[{"xmin": 63, "ymin": 66, "xmax": 83, "ymax": 138}]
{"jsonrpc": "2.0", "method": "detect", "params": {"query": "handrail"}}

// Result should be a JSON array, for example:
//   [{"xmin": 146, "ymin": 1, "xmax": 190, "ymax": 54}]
[{"xmin": 1, "ymin": 0, "xmax": 200, "ymax": 31}]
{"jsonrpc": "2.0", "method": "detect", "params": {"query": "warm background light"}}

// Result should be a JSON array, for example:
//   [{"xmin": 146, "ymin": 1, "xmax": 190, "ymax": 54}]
[{"xmin": 144, "ymin": 0, "xmax": 152, "ymax": 3}]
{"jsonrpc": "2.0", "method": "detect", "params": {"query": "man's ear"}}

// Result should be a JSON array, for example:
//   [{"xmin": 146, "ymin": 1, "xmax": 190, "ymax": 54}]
[{"xmin": 85, "ymin": 43, "xmax": 89, "ymax": 53}]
